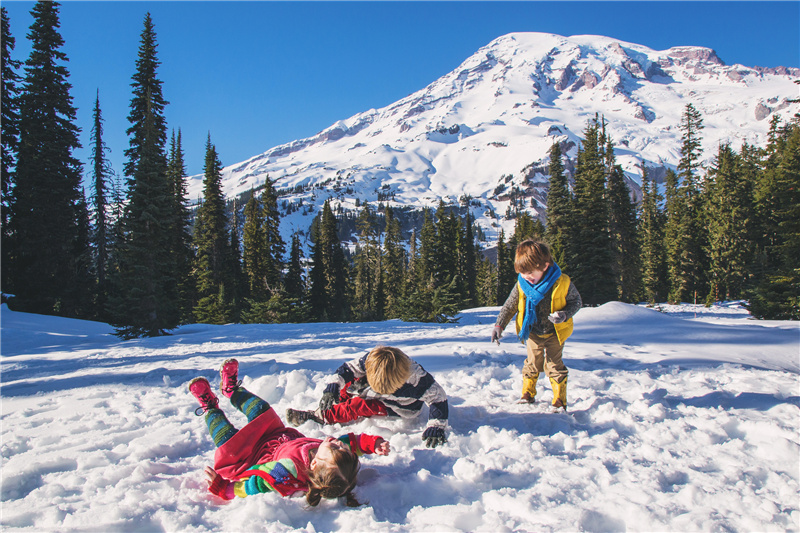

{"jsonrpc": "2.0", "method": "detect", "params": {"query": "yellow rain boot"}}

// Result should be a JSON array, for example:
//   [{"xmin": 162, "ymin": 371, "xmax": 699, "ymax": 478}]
[
  {"xmin": 549, "ymin": 376, "xmax": 568, "ymax": 410},
  {"xmin": 520, "ymin": 375, "xmax": 538, "ymax": 403}
]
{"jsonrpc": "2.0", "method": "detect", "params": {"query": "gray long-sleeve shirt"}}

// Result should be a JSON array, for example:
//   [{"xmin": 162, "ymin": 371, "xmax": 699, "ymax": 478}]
[{"xmin": 495, "ymin": 280, "xmax": 582, "ymax": 338}]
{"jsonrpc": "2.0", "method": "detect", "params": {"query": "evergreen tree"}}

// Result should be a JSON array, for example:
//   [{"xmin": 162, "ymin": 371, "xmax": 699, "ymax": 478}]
[
  {"xmin": 706, "ymin": 144, "xmax": 754, "ymax": 300},
  {"xmin": 261, "ymin": 176, "xmax": 285, "ymax": 293},
  {"xmin": 308, "ymin": 200, "xmax": 349, "ymax": 321},
  {"xmin": 353, "ymin": 202, "xmax": 380, "ymax": 321},
  {"xmin": 606, "ymin": 162, "xmax": 641, "ymax": 302},
  {"xmin": 669, "ymin": 103, "xmax": 708, "ymax": 303},
  {"xmin": 192, "ymin": 136, "xmax": 235, "ymax": 324},
  {"xmin": 282, "ymin": 232, "xmax": 309, "ymax": 321},
  {"xmin": 460, "ymin": 210, "xmax": 478, "ymax": 307},
  {"xmin": 569, "ymin": 118, "xmax": 615, "ymax": 305},
  {"xmin": 496, "ymin": 230, "xmax": 515, "ymax": 305},
  {"xmin": 166, "ymin": 130, "xmax": 195, "ymax": 323},
  {"xmin": 545, "ymin": 142, "xmax": 572, "ymax": 269},
  {"xmin": 749, "ymin": 120, "xmax": 800, "ymax": 319},
  {"xmin": 109, "ymin": 13, "xmax": 178, "ymax": 337},
  {"xmin": 382, "ymin": 206, "xmax": 405, "ymax": 318},
  {"xmin": 242, "ymin": 191, "xmax": 268, "ymax": 301},
  {"xmin": 89, "ymin": 91, "xmax": 112, "ymax": 317},
  {"xmin": 476, "ymin": 246, "xmax": 498, "ymax": 307},
  {"xmin": 1, "ymin": 7, "xmax": 21, "ymax": 293},
  {"xmin": 10, "ymin": 1, "xmax": 90, "ymax": 317},
  {"xmin": 638, "ymin": 165, "xmax": 668, "ymax": 303}
]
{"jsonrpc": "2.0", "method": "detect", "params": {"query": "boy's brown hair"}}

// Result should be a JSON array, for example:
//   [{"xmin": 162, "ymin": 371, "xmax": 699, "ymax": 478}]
[
  {"xmin": 365, "ymin": 346, "xmax": 412, "ymax": 394},
  {"xmin": 514, "ymin": 239, "xmax": 553, "ymax": 274}
]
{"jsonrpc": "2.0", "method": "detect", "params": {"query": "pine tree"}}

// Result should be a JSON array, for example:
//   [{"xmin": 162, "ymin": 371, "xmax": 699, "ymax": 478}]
[
  {"xmin": 166, "ymin": 130, "xmax": 195, "ymax": 323},
  {"xmin": 1, "ymin": 7, "xmax": 21, "ymax": 293},
  {"xmin": 749, "ymin": 120, "xmax": 800, "ymax": 319},
  {"xmin": 569, "ymin": 118, "xmax": 615, "ymax": 305},
  {"xmin": 192, "ymin": 136, "xmax": 234, "ymax": 324},
  {"xmin": 606, "ymin": 160, "xmax": 641, "ymax": 302},
  {"xmin": 242, "ymin": 191, "xmax": 268, "ymax": 301},
  {"xmin": 308, "ymin": 200, "xmax": 349, "ymax": 321},
  {"xmin": 706, "ymin": 144, "xmax": 754, "ymax": 300},
  {"xmin": 261, "ymin": 176, "xmax": 285, "ymax": 293},
  {"xmin": 89, "ymin": 91, "xmax": 113, "ymax": 317},
  {"xmin": 638, "ymin": 165, "xmax": 668, "ymax": 303},
  {"xmin": 353, "ymin": 202, "xmax": 380, "ymax": 321},
  {"xmin": 10, "ymin": 1, "xmax": 90, "ymax": 317},
  {"xmin": 668, "ymin": 103, "xmax": 708, "ymax": 303},
  {"xmin": 496, "ymin": 229, "xmax": 515, "ymax": 305},
  {"xmin": 382, "ymin": 206, "xmax": 405, "ymax": 318},
  {"xmin": 460, "ymin": 210, "xmax": 478, "ymax": 307},
  {"xmin": 282, "ymin": 232, "xmax": 309, "ymax": 322},
  {"xmin": 545, "ymin": 142, "xmax": 571, "ymax": 269},
  {"xmin": 109, "ymin": 13, "xmax": 178, "ymax": 337}
]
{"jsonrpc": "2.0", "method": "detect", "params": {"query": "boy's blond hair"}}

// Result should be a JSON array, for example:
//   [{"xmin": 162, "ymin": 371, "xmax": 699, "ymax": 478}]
[
  {"xmin": 365, "ymin": 346, "xmax": 412, "ymax": 394},
  {"xmin": 514, "ymin": 239, "xmax": 553, "ymax": 274}
]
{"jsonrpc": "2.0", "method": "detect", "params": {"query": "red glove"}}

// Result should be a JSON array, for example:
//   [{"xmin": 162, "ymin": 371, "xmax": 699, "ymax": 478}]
[{"xmin": 208, "ymin": 474, "xmax": 235, "ymax": 500}]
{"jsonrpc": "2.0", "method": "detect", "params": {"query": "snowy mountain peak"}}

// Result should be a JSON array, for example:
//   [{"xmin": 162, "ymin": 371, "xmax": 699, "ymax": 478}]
[{"xmin": 187, "ymin": 32, "xmax": 799, "ymax": 243}]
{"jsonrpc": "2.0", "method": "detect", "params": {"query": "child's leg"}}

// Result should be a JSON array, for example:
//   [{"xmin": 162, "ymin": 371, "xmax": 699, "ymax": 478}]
[
  {"xmin": 523, "ymin": 335, "xmax": 547, "ymax": 399},
  {"xmin": 542, "ymin": 336, "xmax": 569, "ymax": 407},
  {"xmin": 229, "ymin": 387, "xmax": 271, "ymax": 423},
  {"xmin": 541, "ymin": 335, "xmax": 568, "ymax": 382},
  {"xmin": 323, "ymin": 397, "xmax": 387, "ymax": 424},
  {"xmin": 205, "ymin": 408, "xmax": 238, "ymax": 448}
]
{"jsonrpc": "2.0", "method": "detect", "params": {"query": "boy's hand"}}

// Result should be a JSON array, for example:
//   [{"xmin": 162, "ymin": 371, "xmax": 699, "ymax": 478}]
[
  {"xmin": 548, "ymin": 311, "xmax": 566, "ymax": 324},
  {"xmin": 374, "ymin": 437, "xmax": 391, "ymax": 455},
  {"xmin": 422, "ymin": 426, "xmax": 447, "ymax": 448},
  {"xmin": 319, "ymin": 383, "xmax": 340, "ymax": 412},
  {"xmin": 491, "ymin": 326, "xmax": 503, "ymax": 344}
]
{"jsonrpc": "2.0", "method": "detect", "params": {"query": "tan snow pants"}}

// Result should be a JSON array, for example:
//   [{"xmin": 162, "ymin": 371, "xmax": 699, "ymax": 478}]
[{"xmin": 523, "ymin": 332, "xmax": 568, "ymax": 383}]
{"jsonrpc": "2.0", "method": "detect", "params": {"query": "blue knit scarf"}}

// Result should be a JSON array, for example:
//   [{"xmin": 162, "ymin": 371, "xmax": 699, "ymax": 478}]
[{"xmin": 517, "ymin": 262, "xmax": 562, "ymax": 343}]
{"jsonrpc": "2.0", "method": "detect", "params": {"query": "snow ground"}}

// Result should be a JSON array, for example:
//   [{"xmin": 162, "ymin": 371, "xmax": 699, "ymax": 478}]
[{"xmin": 1, "ymin": 301, "xmax": 798, "ymax": 532}]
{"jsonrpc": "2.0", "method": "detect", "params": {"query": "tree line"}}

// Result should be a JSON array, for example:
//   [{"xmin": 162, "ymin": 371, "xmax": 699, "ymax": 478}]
[{"xmin": 2, "ymin": 4, "xmax": 797, "ymax": 340}]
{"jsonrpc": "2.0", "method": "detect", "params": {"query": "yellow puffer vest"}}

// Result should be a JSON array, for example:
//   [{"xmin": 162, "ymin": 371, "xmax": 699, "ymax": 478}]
[{"xmin": 515, "ymin": 273, "xmax": 574, "ymax": 344}]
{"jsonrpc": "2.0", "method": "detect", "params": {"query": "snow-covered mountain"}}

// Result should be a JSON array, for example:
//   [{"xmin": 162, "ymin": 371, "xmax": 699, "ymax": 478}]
[{"xmin": 186, "ymin": 32, "xmax": 799, "ymax": 243}]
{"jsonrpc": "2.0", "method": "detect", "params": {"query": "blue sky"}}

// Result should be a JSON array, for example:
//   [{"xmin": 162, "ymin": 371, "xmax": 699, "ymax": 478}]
[{"xmin": 4, "ymin": 1, "xmax": 799, "ymax": 182}]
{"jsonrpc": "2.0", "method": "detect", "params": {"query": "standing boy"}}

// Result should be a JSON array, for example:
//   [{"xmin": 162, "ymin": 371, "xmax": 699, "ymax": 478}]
[{"xmin": 492, "ymin": 239, "xmax": 582, "ymax": 408}]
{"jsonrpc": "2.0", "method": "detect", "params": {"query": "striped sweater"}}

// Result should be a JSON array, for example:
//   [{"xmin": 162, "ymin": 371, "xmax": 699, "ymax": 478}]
[{"xmin": 326, "ymin": 354, "xmax": 449, "ymax": 430}]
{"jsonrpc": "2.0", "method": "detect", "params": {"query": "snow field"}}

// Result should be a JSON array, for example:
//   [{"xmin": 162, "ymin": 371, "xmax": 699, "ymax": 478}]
[{"xmin": 1, "ymin": 302, "xmax": 798, "ymax": 531}]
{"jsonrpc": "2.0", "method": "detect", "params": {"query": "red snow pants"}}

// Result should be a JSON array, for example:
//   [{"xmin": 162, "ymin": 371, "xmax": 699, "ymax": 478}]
[{"xmin": 323, "ymin": 397, "xmax": 388, "ymax": 424}]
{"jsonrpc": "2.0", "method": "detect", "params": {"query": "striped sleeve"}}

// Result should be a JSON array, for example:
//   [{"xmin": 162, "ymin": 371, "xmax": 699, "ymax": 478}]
[{"xmin": 233, "ymin": 458, "xmax": 304, "ymax": 498}]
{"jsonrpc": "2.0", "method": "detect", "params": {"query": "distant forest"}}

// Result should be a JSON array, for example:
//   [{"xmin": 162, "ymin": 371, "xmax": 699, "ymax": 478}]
[{"xmin": 2, "ymin": 3, "xmax": 798, "ymax": 338}]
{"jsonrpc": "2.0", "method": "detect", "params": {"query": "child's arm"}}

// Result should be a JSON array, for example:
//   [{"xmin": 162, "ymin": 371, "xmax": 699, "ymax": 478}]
[
  {"xmin": 206, "ymin": 460, "xmax": 305, "ymax": 499},
  {"xmin": 340, "ymin": 433, "xmax": 391, "ymax": 456},
  {"xmin": 492, "ymin": 284, "xmax": 520, "ymax": 341},
  {"xmin": 320, "ymin": 354, "xmax": 370, "ymax": 410}
]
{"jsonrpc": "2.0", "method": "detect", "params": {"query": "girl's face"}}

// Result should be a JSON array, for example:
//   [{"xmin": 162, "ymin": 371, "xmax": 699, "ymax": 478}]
[
  {"xmin": 520, "ymin": 262, "xmax": 549, "ymax": 284},
  {"xmin": 311, "ymin": 437, "xmax": 352, "ymax": 470}
]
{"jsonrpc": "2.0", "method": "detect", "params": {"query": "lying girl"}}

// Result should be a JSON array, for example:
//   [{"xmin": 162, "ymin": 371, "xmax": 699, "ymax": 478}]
[{"xmin": 189, "ymin": 359, "xmax": 390, "ymax": 506}]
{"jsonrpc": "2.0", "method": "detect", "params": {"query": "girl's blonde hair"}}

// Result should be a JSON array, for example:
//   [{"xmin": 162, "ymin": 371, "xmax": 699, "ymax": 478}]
[
  {"xmin": 514, "ymin": 239, "xmax": 553, "ymax": 274},
  {"xmin": 365, "ymin": 346, "xmax": 411, "ymax": 395},
  {"xmin": 306, "ymin": 446, "xmax": 361, "ymax": 507}
]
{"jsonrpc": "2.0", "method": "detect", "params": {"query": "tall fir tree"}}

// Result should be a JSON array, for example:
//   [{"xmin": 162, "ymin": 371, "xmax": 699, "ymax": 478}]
[
  {"xmin": 283, "ymin": 233, "xmax": 307, "ymax": 316},
  {"xmin": 496, "ymin": 229, "xmax": 515, "ymax": 305},
  {"xmin": 353, "ymin": 202, "xmax": 381, "ymax": 321},
  {"xmin": 89, "ymin": 91, "xmax": 113, "ymax": 318},
  {"xmin": 569, "ymin": 118, "xmax": 615, "ymax": 305},
  {"xmin": 638, "ymin": 165, "xmax": 668, "ymax": 303},
  {"xmin": 242, "ymin": 191, "xmax": 268, "ymax": 301},
  {"xmin": 668, "ymin": 103, "xmax": 708, "ymax": 303},
  {"xmin": 109, "ymin": 12, "xmax": 178, "ymax": 337},
  {"xmin": 1, "ymin": 7, "xmax": 21, "ymax": 293},
  {"xmin": 706, "ymin": 144, "xmax": 754, "ymax": 300},
  {"xmin": 749, "ymin": 119, "xmax": 800, "ymax": 319},
  {"xmin": 166, "ymin": 130, "xmax": 195, "ymax": 323},
  {"xmin": 261, "ymin": 176, "xmax": 285, "ymax": 293},
  {"xmin": 382, "ymin": 206, "xmax": 406, "ymax": 318},
  {"xmin": 460, "ymin": 210, "xmax": 478, "ymax": 307},
  {"xmin": 192, "ymin": 136, "xmax": 234, "ymax": 324},
  {"xmin": 308, "ymin": 200, "xmax": 349, "ymax": 321},
  {"xmin": 606, "ymin": 160, "xmax": 641, "ymax": 302},
  {"xmin": 10, "ymin": 1, "xmax": 91, "ymax": 317},
  {"xmin": 544, "ymin": 142, "xmax": 571, "ymax": 268}
]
